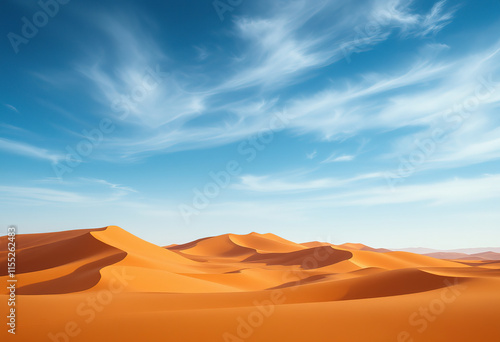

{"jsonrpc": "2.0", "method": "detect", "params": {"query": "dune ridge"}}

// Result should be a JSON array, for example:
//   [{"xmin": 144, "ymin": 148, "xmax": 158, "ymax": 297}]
[{"xmin": 1, "ymin": 226, "xmax": 499, "ymax": 341}]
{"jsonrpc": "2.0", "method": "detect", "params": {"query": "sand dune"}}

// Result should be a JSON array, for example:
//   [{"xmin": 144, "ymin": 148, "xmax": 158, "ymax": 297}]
[
  {"xmin": 424, "ymin": 251, "xmax": 500, "ymax": 261},
  {"xmin": 1, "ymin": 226, "xmax": 499, "ymax": 341},
  {"xmin": 243, "ymin": 246, "xmax": 353, "ymax": 269}
]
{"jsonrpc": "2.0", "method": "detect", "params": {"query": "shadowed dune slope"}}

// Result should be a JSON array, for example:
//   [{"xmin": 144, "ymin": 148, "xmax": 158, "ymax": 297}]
[
  {"xmin": 1, "ymin": 226, "xmax": 499, "ymax": 342},
  {"xmin": 243, "ymin": 246, "xmax": 353, "ymax": 269},
  {"xmin": 1, "ymin": 229, "xmax": 120, "ymax": 276},
  {"xmin": 0, "ymin": 227, "xmax": 106, "ymax": 253},
  {"xmin": 0, "ymin": 227, "xmax": 127, "ymax": 294},
  {"xmin": 167, "ymin": 234, "xmax": 257, "ymax": 259},
  {"xmin": 17, "ymin": 253, "xmax": 126, "ymax": 295},
  {"xmin": 335, "ymin": 242, "xmax": 392, "ymax": 253}
]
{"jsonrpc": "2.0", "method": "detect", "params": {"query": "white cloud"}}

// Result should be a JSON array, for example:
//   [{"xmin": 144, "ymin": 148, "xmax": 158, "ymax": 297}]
[
  {"xmin": 0, "ymin": 138, "xmax": 62, "ymax": 163},
  {"xmin": 233, "ymin": 175, "xmax": 339, "ymax": 192},
  {"xmin": 321, "ymin": 154, "xmax": 355, "ymax": 163},
  {"xmin": 378, "ymin": 46, "xmax": 500, "ymax": 174},
  {"xmin": 416, "ymin": 0, "xmax": 456, "ymax": 37},
  {"xmin": 4, "ymin": 104, "xmax": 19, "ymax": 113},
  {"xmin": 79, "ymin": 178, "xmax": 137, "ymax": 194},
  {"xmin": 369, "ymin": 0, "xmax": 455, "ymax": 37},
  {"xmin": 0, "ymin": 177, "xmax": 138, "ymax": 205},
  {"xmin": 313, "ymin": 174, "xmax": 500, "ymax": 206},
  {"xmin": 219, "ymin": 1, "xmax": 332, "ymax": 90},
  {"xmin": 232, "ymin": 172, "xmax": 383, "ymax": 193},
  {"xmin": 54, "ymin": 0, "xmax": 464, "ymax": 160},
  {"xmin": 429, "ymin": 123, "xmax": 500, "ymax": 168},
  {"xmin": 0, "ymin": 186, "xmax": 86, "ymax": 203}
]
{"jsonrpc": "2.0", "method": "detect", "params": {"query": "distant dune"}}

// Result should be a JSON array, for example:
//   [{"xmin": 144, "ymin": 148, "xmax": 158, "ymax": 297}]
[
  {"xmin": 423, "ymin": 251, "xmax": 500, "ymax": 261},
  {"xmin": 304, "ymin": 241, "xmax": 500, "ymax": 261},
  {"xmin": 302, "ymin": 241, "xmax": 392, "ymax": 253},
  {"xmin": 395, "ymin": 246, "xmax": 500, "ymax": 254},
  {"xmin": 1, "ymin": 226, "xmax": 499, "ymax": 341}
]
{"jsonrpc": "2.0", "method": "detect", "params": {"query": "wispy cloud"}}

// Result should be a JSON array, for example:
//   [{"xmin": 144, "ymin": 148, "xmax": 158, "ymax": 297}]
[
  {"xmin": 219, "ymin": 0, "xmax": 332, "ymax": 90},
  {"xmin": 314, "ymin": 174, "xmax": 500, "ymax": 206},
  {"xmin": 63, "ymin": 0, "xmax": 462, "ymax": 159},
  {"xmin": 414, "ymin": 0, "xmax": 456, "ymax": 37},
  {"xmin": 79, "ymin": 178, "xmax": 137, "ymax": 193},
  {"xmin": 29, "ymin": 0, "xmax": 498, "ymax": 179},
  {"xmin": 229, "ymin": 173, "xmax": 500, "ymax": 208},
  {"xmin": 0, "ymin": 185, "xmax": 86, "ymax": 203},
  {"xmin": 233, "ymin": 175, "xmax": 339, "ymax": 192},
  {"xmin": 3, "ymin": 104, "xmax": 19, "ymax": 113},
  {"xmin": 232, "ymin": 172, "xmax": 383, "ymax": 193},
  {"xmin": 321, "ymin": 154, "xmax": 355, "ymax": 163},
  {"xmin": 0, "ymin": 177, "xmax": 138, "ymax": 205},
  {"xmin": 0, "ymin": 138, "xmax": 62, "ymax": 163},
  {"xmin": 372, "ymin": 0, "xmax": 456, "ymax": 38}
]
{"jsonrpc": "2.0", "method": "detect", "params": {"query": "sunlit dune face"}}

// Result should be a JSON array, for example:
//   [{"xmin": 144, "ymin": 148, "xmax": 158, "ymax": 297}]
[{"xmin": 1, "ymin": 226, "xmax": 499, "ymax": 342}]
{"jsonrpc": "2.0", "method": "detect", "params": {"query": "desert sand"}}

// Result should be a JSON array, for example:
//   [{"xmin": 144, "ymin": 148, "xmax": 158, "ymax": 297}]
[{"xmin": 1, "ymin": 226, "xmax": 499, "ymax": 341}]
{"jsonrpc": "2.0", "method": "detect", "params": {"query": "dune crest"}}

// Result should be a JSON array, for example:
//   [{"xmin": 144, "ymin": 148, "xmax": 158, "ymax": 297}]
[{"xmin": 1, "ymin": 226, "xmax": 499, "ymax": 341}]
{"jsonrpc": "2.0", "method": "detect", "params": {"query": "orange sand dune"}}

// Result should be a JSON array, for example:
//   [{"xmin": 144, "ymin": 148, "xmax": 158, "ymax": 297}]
[
  {"xmin": 243, "ymin": 246, "xmax": 353, "ymax": 269},
  {"xmin": 301, "ymin": 241, "xmax": 391, "ymax": 253},
  {"xmin": 424, "ymin": 251, "xmax": 500, "ymax": 261},
  {"xmin": 1, "ymin": 226, "xmax": 499, "ymax": 342}
]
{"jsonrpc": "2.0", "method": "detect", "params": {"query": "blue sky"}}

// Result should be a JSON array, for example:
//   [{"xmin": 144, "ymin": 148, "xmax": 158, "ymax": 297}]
[{"xmin": 1, "ymin": 0, "xmax": 500, "ymax": 249}]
